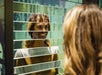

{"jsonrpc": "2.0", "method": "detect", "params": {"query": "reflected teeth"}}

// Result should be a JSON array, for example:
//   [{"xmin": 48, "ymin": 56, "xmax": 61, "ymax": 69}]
[{"xmin": 41, "ymin": 34, "xmax": 46, "ymax": 36}]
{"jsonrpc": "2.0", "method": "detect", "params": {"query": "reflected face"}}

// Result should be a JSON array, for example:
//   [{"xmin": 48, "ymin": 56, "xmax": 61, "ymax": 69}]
[
  {"xmin": 31, "ymin": 14, "xmax": 49, "ymax": 39},
  {"xmin": 32, "ymin": 22, "xmax": 49, "ymax": 39}
]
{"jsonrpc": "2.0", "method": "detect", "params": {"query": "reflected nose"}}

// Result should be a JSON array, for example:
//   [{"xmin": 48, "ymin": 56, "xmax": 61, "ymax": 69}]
[{"xmin": 42, "ymin": 27, "xmax": 47, "ymax": 32}]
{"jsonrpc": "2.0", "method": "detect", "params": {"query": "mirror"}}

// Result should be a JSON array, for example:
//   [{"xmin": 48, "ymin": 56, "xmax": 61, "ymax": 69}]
[
  {"xmin": 13, "ymin": 13, "xmax": 61, "ymax": 75},
  {"xmin": 13, "ymin": 0, "xmax": 82, "ymax": 75}
]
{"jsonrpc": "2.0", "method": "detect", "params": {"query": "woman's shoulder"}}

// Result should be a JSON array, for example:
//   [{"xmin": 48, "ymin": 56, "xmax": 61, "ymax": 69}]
[
  {"xmin": 14, "ymin": 49, "xmax": 28, "ymax": 57},
  {"xmin": 14, "ymin": 49, "xmax": 22, "ymax": 58}
]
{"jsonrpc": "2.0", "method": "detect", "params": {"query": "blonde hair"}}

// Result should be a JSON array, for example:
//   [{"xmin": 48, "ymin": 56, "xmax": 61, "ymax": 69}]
[{"xmin": 63, "ymin": 4, "xmax": 102, "ymax": 75}]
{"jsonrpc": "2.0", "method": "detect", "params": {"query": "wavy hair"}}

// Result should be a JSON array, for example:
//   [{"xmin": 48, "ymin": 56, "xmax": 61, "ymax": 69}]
[{"xmin": 63, "ymin": 4, "xmax": 102, "ymax": 75}]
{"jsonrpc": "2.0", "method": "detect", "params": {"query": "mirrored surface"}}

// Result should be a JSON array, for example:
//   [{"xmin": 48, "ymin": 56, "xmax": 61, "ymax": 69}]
[{"xmin": 13, "ymin": 0, "xmax": 82, "ymax": 75}]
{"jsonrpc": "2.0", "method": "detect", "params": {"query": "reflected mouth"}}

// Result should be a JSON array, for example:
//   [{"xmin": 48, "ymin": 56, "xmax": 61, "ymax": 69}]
[
  {"xmin": 40, "ymin": 34, "xmax": 47, "ymax": 38},
  {"xmin": 32, "ymin": 32, "xmax": 48, "ymax": 39},
  {"xmin": 41, "ymin": 33, "xmax": 47, "ymax": 36},
  {"xmin": 38, "ymin": 32, "xmax": 47, "ymax": 39}
]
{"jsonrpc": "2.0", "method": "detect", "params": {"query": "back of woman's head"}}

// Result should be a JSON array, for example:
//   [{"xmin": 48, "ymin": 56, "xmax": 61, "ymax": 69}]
[{"xmin": 63, "ymin": 4, "xmax": 102, "ymax": 75}]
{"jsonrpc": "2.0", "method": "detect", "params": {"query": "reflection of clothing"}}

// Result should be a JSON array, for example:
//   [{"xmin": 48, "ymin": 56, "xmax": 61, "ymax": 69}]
[
  {"xmin": 15, "ymin": 49, "xmax": 57, "ymax": 75},
  {"xmin": 15, "ymin": 46, "xmax": 58, "ymax": 75}
]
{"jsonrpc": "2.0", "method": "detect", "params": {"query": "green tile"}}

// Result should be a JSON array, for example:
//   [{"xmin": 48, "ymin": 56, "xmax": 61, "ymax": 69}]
[
  {"xmin": 99, "ymin": 0, "xmax": 102, "ymax": 7},
  {"xmin": 13, "ymin": 3, "xmax": 23, "ymax": 12},
  {"xmin": 68, "ymin": 0, "xmax": 79, "ymax": 2},
  {"xmin": 79, "ymin": 0, "xmax": 82, "ymax": 3},
  {"xmin": 65, "ymin": 2, "xmax": 75, "ymax": 10}
]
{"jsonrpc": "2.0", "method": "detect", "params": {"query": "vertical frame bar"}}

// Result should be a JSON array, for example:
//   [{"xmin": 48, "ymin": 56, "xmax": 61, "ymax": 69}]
[{"xmin": 5, "ymin": 0, "xmax": 13, "ymax": 75}]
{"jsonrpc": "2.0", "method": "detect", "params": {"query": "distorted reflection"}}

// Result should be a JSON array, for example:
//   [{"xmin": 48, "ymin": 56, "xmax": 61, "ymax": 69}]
[{"xmin": 14, "ymin": 14, "xmax": 58, "ymax": 75}]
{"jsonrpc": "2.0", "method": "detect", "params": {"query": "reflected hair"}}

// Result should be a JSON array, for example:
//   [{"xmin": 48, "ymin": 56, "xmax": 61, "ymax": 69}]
[{"xmin": 63, "ymin": 4, "xmax": 102, "ymax": 75}]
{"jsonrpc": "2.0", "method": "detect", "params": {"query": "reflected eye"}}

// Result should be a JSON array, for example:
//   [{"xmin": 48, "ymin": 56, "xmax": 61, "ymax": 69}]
[{"xmin": 38, "ymin": 25, "xmax": 42, "ymax": 29}]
